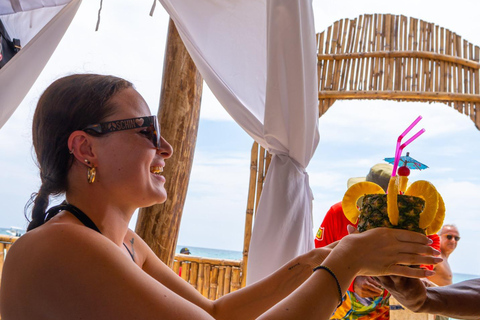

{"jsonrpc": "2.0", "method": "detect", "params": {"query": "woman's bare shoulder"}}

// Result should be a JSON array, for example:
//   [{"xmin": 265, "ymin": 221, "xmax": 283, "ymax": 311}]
[
  {"xmin": 2, "ymin": 222, "xmax": 122, "ymax": 293},
  {"xmin": 7, "ymin": 222, "xmax": 112, "ymax": 263},
  {"xmin": 0, "ymin": 223, "xmax": 116, "ymax": 318},
  {"xmin": 1, "ymin": 223, "xmax": 212, "ymax": 319}
]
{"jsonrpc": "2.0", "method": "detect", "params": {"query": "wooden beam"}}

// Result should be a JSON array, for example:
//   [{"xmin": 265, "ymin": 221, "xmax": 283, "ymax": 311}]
[
  {"xmin": 318, "ymin": 50, "xmax": 480, "ymax": 70},
  {"xmin": 318, "ymin": 90, "xmax": 480, "ymax": 102},
  {"xmin": 135, "ymin": 19, "xmax": 203, "ymax": 268}
]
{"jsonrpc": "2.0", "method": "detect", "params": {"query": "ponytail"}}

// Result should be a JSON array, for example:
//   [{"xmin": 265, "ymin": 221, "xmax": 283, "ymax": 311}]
[{"xmin": 25, "ymin": 188, "xmax": 50, "ymax": 231}]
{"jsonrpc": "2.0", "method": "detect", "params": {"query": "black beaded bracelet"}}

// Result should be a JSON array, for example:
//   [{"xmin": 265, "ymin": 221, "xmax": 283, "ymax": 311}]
[{"xmin": 313, "ymin": 265, "xmax": 343, "ymax": 308}]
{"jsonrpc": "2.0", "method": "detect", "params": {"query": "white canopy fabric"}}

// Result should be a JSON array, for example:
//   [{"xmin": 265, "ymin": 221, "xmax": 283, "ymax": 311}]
[
  {"xmin": 0, "ymin": 0, "xmax": 81, "ymax": 129},
  {"xmin": 158, "ymin": 0, "xmax": 319, "ymax": 283}
]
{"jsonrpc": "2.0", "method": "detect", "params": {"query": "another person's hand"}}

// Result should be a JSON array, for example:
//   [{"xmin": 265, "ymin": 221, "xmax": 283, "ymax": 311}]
[
  {"xmin": 353, "ymin": 276, "xmax": 383, "ymax": 298},
  {"xmin": 377, "ymin": 276, "xmax": 427, "ymax": 312},
  {"xmin": 333, "ymin": 228, "xmax": 442, "ymax": 278},
  {"xmin": 420, "ymin": 277, "xmax": 438, "ymax": 288}
]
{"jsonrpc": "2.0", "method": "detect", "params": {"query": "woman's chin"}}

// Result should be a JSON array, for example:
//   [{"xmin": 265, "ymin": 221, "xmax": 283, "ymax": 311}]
[
  {"xmin": 157, "ymin": 194, "xmax": 168, "ymax": 204},
  {"xmin": 153, "ymin": 189, "xmax": 168, "ymax": 204},
  {"xmin": 137, "ymin": 188, "xmax": 167, "ymax": 209}
]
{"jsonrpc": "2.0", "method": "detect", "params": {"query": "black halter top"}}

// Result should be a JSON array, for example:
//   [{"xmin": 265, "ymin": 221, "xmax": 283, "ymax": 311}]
[{"xmin": 45, "ymin": 202, "xmax": 135, "ymax": 262}]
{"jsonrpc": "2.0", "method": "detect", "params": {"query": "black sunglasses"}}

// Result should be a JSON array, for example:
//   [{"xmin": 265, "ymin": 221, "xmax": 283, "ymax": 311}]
[
  {"xmin": 82, "ymin": 115, "xmax": 161, "ymax": 150},
  {"xmin": 445, "ymin": 234, "xmax": 460, "ymax": 241}
]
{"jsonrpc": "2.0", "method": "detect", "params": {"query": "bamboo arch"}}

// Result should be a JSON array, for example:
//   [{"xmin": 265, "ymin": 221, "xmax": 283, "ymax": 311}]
[
  {"xmin": 316, "ymin": 13, "xmax": 480, "ymax": 129},
  {"xmin": 242, "ymin": 13, "xmax": 480, "ymax": 287}
]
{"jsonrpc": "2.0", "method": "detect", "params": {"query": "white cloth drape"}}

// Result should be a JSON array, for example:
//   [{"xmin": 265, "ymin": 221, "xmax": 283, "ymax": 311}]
[
  {"xmin": 158, "ymin": 0, "xmax": 319, "ymax": 284},
  {"xmin": 0, "ymin": 0, "xmax": 81, "ymax": 129}
]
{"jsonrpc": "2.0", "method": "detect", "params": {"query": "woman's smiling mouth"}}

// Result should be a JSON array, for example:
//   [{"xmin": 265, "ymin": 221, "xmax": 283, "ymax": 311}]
[{"xmin": 150, "ymin": 166, "xmax": 163, "ymax": 174}]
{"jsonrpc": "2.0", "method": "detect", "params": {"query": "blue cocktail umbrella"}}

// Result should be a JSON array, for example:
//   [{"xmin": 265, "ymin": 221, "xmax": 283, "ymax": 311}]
[{"xmin": 384, "ymin": 152, "xmax": 428, "ymax": 170}]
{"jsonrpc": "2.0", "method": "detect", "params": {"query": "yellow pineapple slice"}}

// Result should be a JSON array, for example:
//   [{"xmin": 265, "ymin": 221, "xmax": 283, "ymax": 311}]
[
  {"xmin": 426, "ymin": 193, "xmax": 446, "ymax": 235},
  {"xmin": 405, "ymin": 180, "xmax": 439, "ymax": 229},
  {"xmin": 342, "ymin": 181, "xmax": 385, "ymax": 224},
  {"xmin": 398, "ymin": 176, "xmax": 409, "ymax": 194},
  {"xmin": 387, "ymin": 176, "xmax": 399, "ymax": 225}
]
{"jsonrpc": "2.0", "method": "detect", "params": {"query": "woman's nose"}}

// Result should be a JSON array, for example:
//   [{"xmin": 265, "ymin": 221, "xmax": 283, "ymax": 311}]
[{"xmin": 157, "ymin": 136, "xmax": 173, "ymax": 159}]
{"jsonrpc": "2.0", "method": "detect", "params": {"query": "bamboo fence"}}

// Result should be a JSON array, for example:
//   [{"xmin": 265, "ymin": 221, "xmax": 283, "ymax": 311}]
[
  {"xmin": 172, "ymin": 254, "xmax": 243, "ymax": 300},
  {"xmin": 317, "ymin": 14, "xmax": 480, "ymax": 129}
]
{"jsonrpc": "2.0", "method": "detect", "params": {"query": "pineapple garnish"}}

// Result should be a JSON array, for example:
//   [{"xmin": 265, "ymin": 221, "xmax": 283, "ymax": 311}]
[
  {"xmin": 398, "ymin": 176, "xmax": 409, "ymax": 193},
  {"xmin": 404, "ymin": 180, "xmax": 439, "ymax": 229},
  {"xmin": 387, "ymin": 176, "xmax": 399, "ymax": 225},
  {"xmin": 426, "ymin": 193, "xmax": 446, "ymax": 235},
  {"xmin": 342, "ymin": 182, "xmax": 385, "ymax": 224}
]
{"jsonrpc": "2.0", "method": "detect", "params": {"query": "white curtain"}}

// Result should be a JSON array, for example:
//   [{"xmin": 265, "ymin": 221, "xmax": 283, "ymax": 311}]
[
  {"xmin": 158, "ymin": 0, "xmax": 319, "ymax": 284},
  {"xmin": 0, "ymin": 0, "xmax": 81, "ymax": 129}
]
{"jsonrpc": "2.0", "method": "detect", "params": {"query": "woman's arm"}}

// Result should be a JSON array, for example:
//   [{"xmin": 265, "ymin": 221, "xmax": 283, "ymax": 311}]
[
  {"xmin": 140, "ymin": 233, "xmax": 332, "ymax": 320},
  {"xmin": 141, "ymin": 228, "xmax": 440, "ymax": 320},
  {"xmin": 380, "ymin": 276, "xmax": 480, "ymax": 319}
]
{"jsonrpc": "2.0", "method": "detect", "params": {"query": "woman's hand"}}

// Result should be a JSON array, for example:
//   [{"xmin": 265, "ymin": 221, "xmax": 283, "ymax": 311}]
[{"xmin": 332, "ymin": 228, "xmax": 442, "ymax": 278}]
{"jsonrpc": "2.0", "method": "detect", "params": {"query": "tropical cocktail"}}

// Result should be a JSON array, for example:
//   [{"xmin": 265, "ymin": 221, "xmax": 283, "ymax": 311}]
[
  {"xmin": 342, "ymin": 175, "xmax": 445, "ymax": 235},
  {"xmin": 342, "ymin": 116, "xmax": 445, "ymax": 235}
]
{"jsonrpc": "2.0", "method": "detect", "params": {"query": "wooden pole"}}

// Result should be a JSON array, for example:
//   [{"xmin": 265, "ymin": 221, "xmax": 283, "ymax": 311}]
[{"xmin": 135, "ymin": 19, "xmax": 203, "ymax": 267}]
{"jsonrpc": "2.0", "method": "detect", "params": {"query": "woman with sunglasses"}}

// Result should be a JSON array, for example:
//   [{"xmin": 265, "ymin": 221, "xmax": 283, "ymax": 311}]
[{"xmin": 0, "ymin": 74, "xmax": 441, "ymax": 320}]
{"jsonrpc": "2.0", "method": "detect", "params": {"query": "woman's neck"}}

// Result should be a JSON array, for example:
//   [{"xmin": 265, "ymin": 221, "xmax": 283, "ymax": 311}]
[{"xmin": 64, "ymin": 192, "xmax": 134, "ymax": 246}]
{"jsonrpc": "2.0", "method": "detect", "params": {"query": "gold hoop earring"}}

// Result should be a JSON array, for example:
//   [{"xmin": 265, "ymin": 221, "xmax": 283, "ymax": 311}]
[{"xmin": 87, "ymin": 166, "xmax": 96, "ymax": 184}]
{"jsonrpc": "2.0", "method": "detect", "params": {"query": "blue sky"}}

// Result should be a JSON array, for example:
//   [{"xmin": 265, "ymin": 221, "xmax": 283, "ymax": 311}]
[{"xmin": 1, "ymin": 0, "xmax": 479, "ymax": 276}]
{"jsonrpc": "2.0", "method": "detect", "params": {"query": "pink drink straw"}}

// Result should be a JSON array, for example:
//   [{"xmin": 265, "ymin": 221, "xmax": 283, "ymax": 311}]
[
  {"xmin": 392, "ymin": 116, "xmax": 423, "ymax": 176},
  {"xmin": 393, "ymin": 128, "xmax": 426, "ymax": 173},
  {"xmin": 400, "ymin": 128, "xmax": 425, "ymax": 150}
]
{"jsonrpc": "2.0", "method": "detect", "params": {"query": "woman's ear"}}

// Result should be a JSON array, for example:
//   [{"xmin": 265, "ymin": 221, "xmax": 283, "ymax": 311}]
[{"xmin": 68, "ymin": 131, "xmax": 96, "ymax": 166}]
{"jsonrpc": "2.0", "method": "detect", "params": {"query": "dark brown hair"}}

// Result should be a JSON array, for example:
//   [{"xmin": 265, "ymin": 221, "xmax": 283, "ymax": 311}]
[{"xmin": 26, "ymin": 74, "xmax": 133, "ymax": 231}]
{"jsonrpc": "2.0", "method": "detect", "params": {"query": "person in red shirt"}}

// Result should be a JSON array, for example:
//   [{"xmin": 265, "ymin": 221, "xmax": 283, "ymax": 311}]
[{"xmin": 315, "ymin": 164, "xmax": 440, "ymax": 320}]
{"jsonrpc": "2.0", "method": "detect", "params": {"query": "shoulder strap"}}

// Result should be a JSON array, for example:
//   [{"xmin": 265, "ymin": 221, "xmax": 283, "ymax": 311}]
[
  {"xmin": 44, "ymin": 202, "xmax": 135, "ymax": 262},
  {"xmin": 44, "ymin": 202, "xmax": 101, "ymax": 234},
  {"xmin": 64, "ymin": 203, "xmax": 102, "ymax": 234}
]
